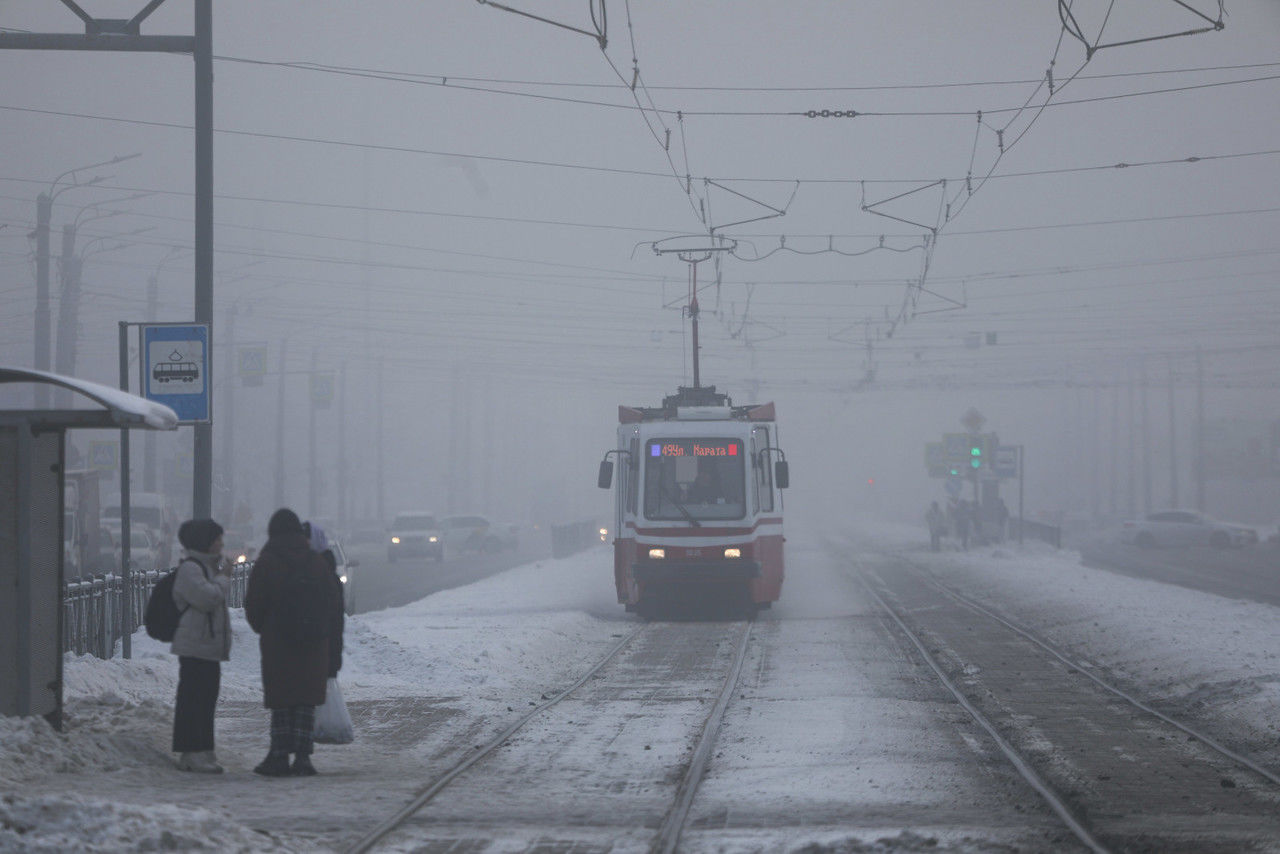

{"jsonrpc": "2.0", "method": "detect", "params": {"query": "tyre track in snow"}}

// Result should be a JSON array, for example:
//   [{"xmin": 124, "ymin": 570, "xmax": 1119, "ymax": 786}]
[{"xmin": 344, "ymin": 618, "xmax": 753, "ymax": 853}]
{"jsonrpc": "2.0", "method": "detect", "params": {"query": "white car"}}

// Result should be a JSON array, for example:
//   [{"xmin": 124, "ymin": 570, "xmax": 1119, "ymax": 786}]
[
  {"xmin": 387, "ymin": 511, "xmax": 444, "ymax": 562},
  {"xmin": 329, "ymin": 538, "xmax": 359, "ymax": 616},
  {"xmin": 441, "ymin": 514, "xmax": 497, "ymax": 554},
  {"xmin": 1120, "ymin": 510, "xmax": 1257, "ymax": 549}
]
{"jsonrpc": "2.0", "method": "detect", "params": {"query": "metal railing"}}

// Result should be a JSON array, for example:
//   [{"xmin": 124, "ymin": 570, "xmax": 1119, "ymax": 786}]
[
  {"xmin": 1011, "ymin": 517, "xmax": 1062, "ymax": 549},
  {"xmin": 63, "ymin": 562, "xmax": 252, "ymax": 659}
]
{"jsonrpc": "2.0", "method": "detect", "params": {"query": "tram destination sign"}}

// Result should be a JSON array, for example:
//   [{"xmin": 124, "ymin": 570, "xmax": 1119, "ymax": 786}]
[{"xmin": 649, "ymin": 439, "xmax": 741, "ymax": 457}]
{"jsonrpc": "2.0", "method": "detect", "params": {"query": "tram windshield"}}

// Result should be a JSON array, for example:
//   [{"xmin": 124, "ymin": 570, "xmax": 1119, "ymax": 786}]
[{"xmin": 643, "ymin": 438, "xmax": 746, "ymax": 522}]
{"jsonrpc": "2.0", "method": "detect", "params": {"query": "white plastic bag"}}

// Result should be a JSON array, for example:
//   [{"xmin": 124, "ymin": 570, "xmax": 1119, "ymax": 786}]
[{"xmin": 312, "ymin": 677, "xmax": 354, "ymax": 744}]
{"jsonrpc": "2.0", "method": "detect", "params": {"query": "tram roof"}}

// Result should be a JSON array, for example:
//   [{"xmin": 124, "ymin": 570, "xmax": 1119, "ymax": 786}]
[{"xmin": 619, "ymin": 386, "xmax": 775, "ymax": 424}]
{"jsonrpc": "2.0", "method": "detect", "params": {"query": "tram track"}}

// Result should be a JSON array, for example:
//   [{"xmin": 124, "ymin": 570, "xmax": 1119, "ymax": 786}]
[
  {"xmin": 857, "ymin": 554, "xmax": 1280, "ymax": 852},
  {"xmin": 343, "ymin": 617, "xmax": 755, "ymax": 854}
]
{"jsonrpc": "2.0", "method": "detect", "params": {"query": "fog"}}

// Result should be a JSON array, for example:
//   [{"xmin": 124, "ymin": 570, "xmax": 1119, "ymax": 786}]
[{"xmin": 2, "ymin": 1, "xmax": 1277, "ymax": 536}]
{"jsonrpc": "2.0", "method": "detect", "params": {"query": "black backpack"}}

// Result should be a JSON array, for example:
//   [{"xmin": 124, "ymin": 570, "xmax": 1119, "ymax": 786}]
[
  {"xmin": 144, "ymin": 559, "xmax": 210, "ymax": 642},
  {"xmin": 276, "ymin": 558, "xmax": 332, "ymax": 642},
  {"xmin": 143, "ymin": 560, "xmax": 189, "ymax": 641}
]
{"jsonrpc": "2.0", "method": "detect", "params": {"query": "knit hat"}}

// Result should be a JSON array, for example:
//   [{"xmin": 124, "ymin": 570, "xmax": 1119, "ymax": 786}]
[
  {"xmin": 178, "ymin": 518, "xmax": 224, "ymax": 553},
  {"xmin": 267, "ymin": 508, "xmax": 305, "ymax": 537}
]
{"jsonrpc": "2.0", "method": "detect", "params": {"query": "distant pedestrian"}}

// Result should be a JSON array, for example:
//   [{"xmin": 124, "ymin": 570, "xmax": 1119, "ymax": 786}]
[
  {"xmin": 993, "ymin": 497, "xmax": 1010, "ymax": 542},
  {"xmin": 925, "ymin": 501, "xmax": 947, "ymax": 552},
  {"xmin": 245, "ymin": 508, "xmax": 342, "ymax": 777},
  {"xmin": 171, "ymin": 518, "xmax": 232, "ymax": 773},
  {"xmin": 954, "ymin": 500, "xmax": 972, "ymax": 551}
]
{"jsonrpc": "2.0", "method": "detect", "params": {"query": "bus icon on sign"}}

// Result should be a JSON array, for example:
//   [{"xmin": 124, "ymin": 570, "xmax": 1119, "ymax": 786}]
[{"xmin": 153, "ymin": 361, "xmax": 199, "ymax": 383}]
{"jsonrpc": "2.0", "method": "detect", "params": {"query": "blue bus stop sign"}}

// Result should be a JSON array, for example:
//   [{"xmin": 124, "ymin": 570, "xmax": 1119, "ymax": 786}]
[{"xmin": 140, "ymin": 323, "xmax": 210, "ymax": 423}]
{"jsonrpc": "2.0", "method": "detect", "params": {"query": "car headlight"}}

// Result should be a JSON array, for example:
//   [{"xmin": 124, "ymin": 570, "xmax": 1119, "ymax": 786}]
[
  {"xmin": 724, "ymin": 547, "xmax": 741, "ymax": 559},
  {"xmin": 429, "ymin": 535, "xmax": 438, "ymax": 543},
  {"xmin": 339, "ymin": 574, "xmax": 348, "ymax": 584},
  {"xmin": 391, "ymin": 536, "xmax": 400, "ymax": 544},
  {"xmin": 648, "ymin": 548, "xmax": 665, "ymax": 559}
]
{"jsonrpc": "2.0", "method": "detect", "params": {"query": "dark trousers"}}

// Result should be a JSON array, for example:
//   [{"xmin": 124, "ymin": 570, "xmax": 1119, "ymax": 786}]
[
  {"xmin": 173, "ymin": 657, "xmax": 221, "ymax": 753},
  {"xmin": 269, "ymin": 705, "xmax": 316, "ymax": 757}
]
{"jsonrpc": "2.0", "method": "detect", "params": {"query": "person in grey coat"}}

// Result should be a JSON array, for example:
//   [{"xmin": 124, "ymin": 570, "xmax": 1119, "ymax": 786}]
[{"xmin": 171, "ymin": 518, "xmax": 233, "ymax": 773}]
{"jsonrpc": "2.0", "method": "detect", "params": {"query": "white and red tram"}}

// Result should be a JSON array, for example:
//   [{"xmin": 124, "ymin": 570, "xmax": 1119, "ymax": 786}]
[{"xmin": 598, "ymin": 386, "xmax": 789, "ymax": 616}]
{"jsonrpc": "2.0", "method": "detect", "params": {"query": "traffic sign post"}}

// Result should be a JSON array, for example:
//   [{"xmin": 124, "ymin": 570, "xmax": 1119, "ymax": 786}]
[
  {"xmin": 139, "ymin": 323, "xmax": 211, "ymax": 424},
  {"xmin": 237, "ymin": 343, "xmax": 267, "ymax": 387},
  {"xmin": 994, "ymin": 445, "xmax": 1019, "ymax": 479}
]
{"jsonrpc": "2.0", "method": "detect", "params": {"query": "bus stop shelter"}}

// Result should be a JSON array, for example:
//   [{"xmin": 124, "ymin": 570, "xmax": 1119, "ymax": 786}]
[{"xmin": 0, "ymin": 367, "xmax": 177, "ymax": 727}]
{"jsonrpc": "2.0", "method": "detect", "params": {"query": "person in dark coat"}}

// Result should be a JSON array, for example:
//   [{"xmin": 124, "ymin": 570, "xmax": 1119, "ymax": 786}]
[
  {"xmin": 304, "ymin": 521, "xmax": 345, "ymax": 679},
  {"xmin": 244, "ymin": 508, "xmax": 341, "ymax": 777},
  {"xmin": 171, "ymin": 518, "xmax": 232, "ymax": 773}
]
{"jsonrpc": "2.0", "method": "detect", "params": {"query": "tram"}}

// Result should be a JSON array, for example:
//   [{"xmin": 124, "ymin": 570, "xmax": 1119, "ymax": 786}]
[{"xmin": 597, "ymin": 384, "xmax": 788, "ymax": 617}]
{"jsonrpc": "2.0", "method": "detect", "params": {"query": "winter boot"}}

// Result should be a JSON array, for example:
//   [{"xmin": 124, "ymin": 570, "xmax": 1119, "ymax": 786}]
[
  {"xmin": 291, "ymin": 754, "xmax": 317, "ymax": 776},
  {"xmin": 196, "ymin": 750, "xmax": 225, "ymax": 773},
  {"xmin": 176, "ymin": 751, "xmax": 223, "ymax": 773},
  {"xmin": 253, "ymin": 752, "xmax": 292, "ymax": 777}
]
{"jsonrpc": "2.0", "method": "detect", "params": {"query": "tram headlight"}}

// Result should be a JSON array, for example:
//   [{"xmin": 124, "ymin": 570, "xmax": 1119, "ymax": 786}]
[
  {"xmin": 339, "ymin": 574, "xmax": 348, "ymax": 584},
  {"xmin": 723, "ymin": 547, "xmax": 742, "ymax": 559},
  {"xmin": 390, "ymin": 536, "xmax": 400, "ymax": 544},
  {"xmin": 235, "ymin": 553, "xmax": 248, "ymax": 565},
  {"xmin": 648, "ymin": 548, "xmax": 666, "ymax": 559}
]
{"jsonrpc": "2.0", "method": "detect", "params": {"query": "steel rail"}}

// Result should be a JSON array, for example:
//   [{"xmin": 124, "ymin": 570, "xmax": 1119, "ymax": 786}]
[
  {"xmin": 906, "ymin": 557, "xmax": 1280, "ymax": 789},
  {"xmin": 650, "ymin": 617, "xmax": 755, "ymax": 854},
  {"xmin": 857, "ymin": 571, "xmax": 1109, "ymax": 854},
  {"xmin": 343, "ymin": 624, "xmax": 645, "ymax": 854}
]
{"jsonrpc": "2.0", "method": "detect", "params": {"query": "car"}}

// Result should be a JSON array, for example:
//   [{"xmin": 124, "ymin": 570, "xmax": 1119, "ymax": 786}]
[
  {"xmin": 329, "ymin": 538, "xmax": 359, "ymax": 616},
  {"xmin": 1120, "ymin": 509, "xmax": 1257, "ymax": 549},
  {"xmin": 492, "ymin": 522, "xmax": 520, "ymax": 552},
  {"xmin": 386, "ymin": 511, "xmax": 445, "ymax": 562},
  {"xmin": 441, "ymin": 514, "xmax": 498, "ymax": 554}
]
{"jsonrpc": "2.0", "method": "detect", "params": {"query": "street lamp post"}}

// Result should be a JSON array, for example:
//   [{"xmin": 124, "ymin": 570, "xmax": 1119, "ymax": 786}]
[{"xmin": 33, "ymin": 153, "xmax": 140, "ymax": 407}]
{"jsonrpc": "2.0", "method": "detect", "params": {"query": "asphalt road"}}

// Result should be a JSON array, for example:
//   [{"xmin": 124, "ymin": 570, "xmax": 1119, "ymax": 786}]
[
  {"xmin": 343, "ymin": 529, "xmax": 554, "ymax": 615},
  {"xmin": 1077, "ymin": 535, "xmax": 1280, "ymax": 606}
]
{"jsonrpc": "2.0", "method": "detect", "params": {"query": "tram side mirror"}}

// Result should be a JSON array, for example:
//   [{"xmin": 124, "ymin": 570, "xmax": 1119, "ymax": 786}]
[
  {"xmin": 597, "ymin": 460, "xmax": 613, "ymax": 489},
  {"xmin": 774, "ymin": 460, "xmax": 790, "ymax": 489}
]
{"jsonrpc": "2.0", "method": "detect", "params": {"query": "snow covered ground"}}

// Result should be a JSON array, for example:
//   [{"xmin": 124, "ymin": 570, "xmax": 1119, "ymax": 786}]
[{"xmin": 4, "ymin": 516, "xmax": 1279, "ymax": 851}]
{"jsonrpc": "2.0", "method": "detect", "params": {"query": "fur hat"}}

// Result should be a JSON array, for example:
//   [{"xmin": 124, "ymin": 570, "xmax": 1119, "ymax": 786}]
[
  {"xmin": 267, "ymin": 508, "xmax": 305, "ymax": 537},
  {"xmin": 178, "ymin": 518, "xmax": 224, "ymax": 553}
]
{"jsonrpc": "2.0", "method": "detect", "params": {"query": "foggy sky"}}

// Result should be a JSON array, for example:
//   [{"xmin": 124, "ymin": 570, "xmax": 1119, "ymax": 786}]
[{"xmin": 1, "ymin": 2, "xmax": 1276, "ymax": 531}]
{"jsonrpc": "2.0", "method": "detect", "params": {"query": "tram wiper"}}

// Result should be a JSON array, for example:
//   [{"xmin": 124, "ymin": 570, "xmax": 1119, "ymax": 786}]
[{"xmin": 663, "ymin": 484, "xmax": 701, "ymax": 528}]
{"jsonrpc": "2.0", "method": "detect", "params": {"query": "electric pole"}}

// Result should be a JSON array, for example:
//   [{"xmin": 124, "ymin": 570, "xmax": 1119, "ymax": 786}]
[
  {"xmin": 1141, "ymin": 358, "xmax": 1152, "ymax": 514},
  {"xmin": 338, "ymin": 362, "xmax": 347, "ymax": 530},
  {"xmin": 1168, "ymin": 355, "xmax": 1179, "ymax": 508},
  {"xmin": 34, "ymin": 193, "xmax": 52, "ymax": 407},
  {"xmin": 144, "ymin": 275, "xmax": 159, "ymax": 492},
  {"xmin": 1195, "ymin": 348, "xmax": 1205, "ymax": 512},
  {"xmin": 53, "ymin": 223, "xmax": 82, "ymax": 408},
  {"xmin": 220, "ymin": 303, "xmax": 237, "ymax": 522},
  {"xmin": 309, "ymin": 347, "xmax": 318, "ymax": 519},
  {"xmin": 376, "ymin": 356, "xmax": 385, "ymax": 523},
  {"xmin": 274, "ymin": 341, "xmax": 288, "ymax": 509}
]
